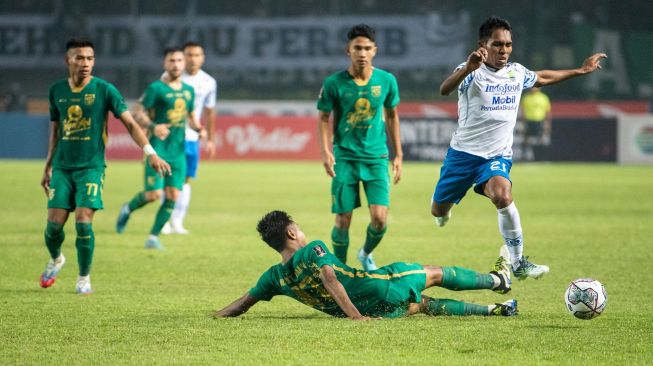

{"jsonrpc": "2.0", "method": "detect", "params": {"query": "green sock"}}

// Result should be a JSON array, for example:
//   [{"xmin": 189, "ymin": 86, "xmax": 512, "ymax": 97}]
[
  {"xmin": 75, "ymin": 222, "xmax": 94, "ymax": 276},
  {"xmin": 426, "ymin": 298, "xmax": 490, "ymax": 316},
  {"xmin": 363, "ymin": 224, "xmax": 387, "ymax": 254},
  {"xmin": 128, "ymin": 192, "xmax": 149, "ymax": 212},
  {"xmin": 151, "ymin": 199, "xmax": 175, "ymax": 235},
  {"xmin": 331, "ymin": 227, "xmax": 349, "ymax": 263},
  {"xmin": 441, "ymin": 266, "xmax": 495, "ymax": 291},
  {"xmin": 44, "ymin": 221, "xmax": 65, "ymax": 259}
]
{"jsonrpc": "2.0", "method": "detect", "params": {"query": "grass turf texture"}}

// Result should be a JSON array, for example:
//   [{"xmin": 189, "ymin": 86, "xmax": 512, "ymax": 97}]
[{"xmin": 1, "ymin": 160, "xmax": 652, "ymax": 365}]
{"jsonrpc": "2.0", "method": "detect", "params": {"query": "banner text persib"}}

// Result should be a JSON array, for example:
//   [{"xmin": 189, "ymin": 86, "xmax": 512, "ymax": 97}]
[{"xmin": 0, "ymin": 14, "xmax": 468, "ymax": 70}]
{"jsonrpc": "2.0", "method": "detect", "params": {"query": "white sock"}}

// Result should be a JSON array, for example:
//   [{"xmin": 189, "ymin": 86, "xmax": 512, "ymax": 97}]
[
  {"xmin": 497, "ymin": 202, "xmax": 523, "ymax": 270},
  {"xmin": 77, "ymin": 275, "xmax": 90, "ymax": 282},
  {"xmin": 171, "ymin": 183, "xmax": 191, "ymax": 227},
  {"xmin": 148, "ymin": 234, "xmax": 158, "ymax": 241}
]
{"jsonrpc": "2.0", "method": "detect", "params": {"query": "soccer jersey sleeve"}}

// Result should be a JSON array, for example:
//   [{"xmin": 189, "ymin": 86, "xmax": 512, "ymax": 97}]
[
  {"xmin": 384, "ymin": 74, "xmax": 400, "ymax": 109},
  {"xmin": 139, "ymin": 83, "xmax": 158, "ymax": 110},
  {"xmin": 48, "ymin": 85, "xmax": 59, "ymax": 122},
  {"xmin": 248, "ymin": 268, "xmax": 280, "ymax": 301},
  {"xmin": 204, "ymin": 78, "xmax": 217, "ymax": 109},
  {"xmin": 519, "ymin": 63, "xmax": 538, "ymax": 89},
  {"xmin": 105, "ymin": 83, "xmax": 129, "ymax": 117},
  {"xmin": 316, "ymin": 79, "xmax": 335, "ymax": 113},
  {"xmin": 455, "ymin": 62, "xmax": 475, "ymax": 94},
  {"xmin": 307, "ymin": 241, "xmax": 338, "ymax": 269},
  {"xmin": 187, "ymin": 86, "xmax": 195, "ymax": 113}
]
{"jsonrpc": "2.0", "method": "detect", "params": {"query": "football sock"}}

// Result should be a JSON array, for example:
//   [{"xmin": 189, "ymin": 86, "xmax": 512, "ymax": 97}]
[
  {"xmin": 426, "ymin": 298, "xmax": 489, "ymax": 316},
  {"xmin": 498, "ymin": 202, "xmax": 524, "ymax": 270},
  {"xmin": 128, "ymin": 191, "xmax": 149, "ymax": 212},
  {"xmin": 171, "ymin": 183, "xmax": 190, "ymax": 227},
  {"xmin": 44, "ymin": 221, "xmax": 65, "ymax": 259},
  {"xmin": 75, "ymin": 222, "xmax": 94, "ymax": 277},
  {"xmin": 441, "ymin": 266, "xmax": 495, "ymax": 290},
  {"xmin": 362, "ymin": 224, "xmax": 387, "ymax": 255},
  {"xmin": 331, "ymin": 227, "xmax": 349, "ymax": 263},
  {"xmin": 151, "ymin": 199, "xmax": 175, "ymax": 235}
]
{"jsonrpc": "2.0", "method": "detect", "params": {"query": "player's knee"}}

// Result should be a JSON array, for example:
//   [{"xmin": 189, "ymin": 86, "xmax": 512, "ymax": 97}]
[
  {"xmin": 370, "ymin": 216, "xmax": 386, "ymax": 230},
  {"xmin": 335, "ymin": 213, "xmax": 352, "ymax": 229},
  {"xmin": 491, "ymin": 192, "xmax": 512, "ymax": 209},
  {"xmin": 145, "ymin": 190, "xmax": 162, "ymax": 202}
]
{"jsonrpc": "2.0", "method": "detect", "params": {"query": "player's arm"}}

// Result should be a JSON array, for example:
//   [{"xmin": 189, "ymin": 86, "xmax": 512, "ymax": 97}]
[
  {"xmin": 132, "ymin": 102, "xmax": 170, "ymax": 140},
  {"xmin": 41, "ymin": 121, "xmax": 60, "ymax": 196},
  {"xmin": 118, "ymin": 111, "xmax": 171, "ymax": 176},
  {"xmin": 535, "ymin": 53, "xmax": 607, "ymax": 87},
  {"xmin": 317, "ymin": 111, "xmax": 335, "ymax": 178},
  {"xmin": 440, "ymin": 48, "xmax": 487, "ymax": 96},
  {"xmin": 319, "ymin": 265, "xmax": 378, "ymax": 321},
  {"xmin": 187, "ymin": 110, "xmax": 202, "ymax": 134},
  {"xmin": 203, "ymin": 106, "xmax": 217, "ymax": 157},
  {"xmin": 385, "ymin": 107, "xmax": 403, "ymax": 184},
  {"xmin": 211, "ymin": 292, "xmax": 259, "ymax": 318}
]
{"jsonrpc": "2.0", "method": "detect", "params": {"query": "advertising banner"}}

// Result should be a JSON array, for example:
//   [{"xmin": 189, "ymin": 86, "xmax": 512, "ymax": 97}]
[
  {"xmin": 617, "ymin": 114, "xmax": 653, "ymax": 164},
  {"xmin": 106, "ymin": 115, "xmax": 319, "ymax": 160}
]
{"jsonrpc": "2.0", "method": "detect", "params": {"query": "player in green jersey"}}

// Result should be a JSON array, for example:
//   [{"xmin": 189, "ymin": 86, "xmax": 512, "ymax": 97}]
[
  {"xmin": 115, "ymin": 47, "xmax": 201, "ymax": 250},
  {"xmin": 40, "ymin": 38, "xmax": 171, "ymax": 294},
  {"xmin": 213, "ymin": 211, "xmax": 517, "ymax": 320},
  {"xmin": 317, "ymin": 24, "xmax": 404, "ymax": 272}
]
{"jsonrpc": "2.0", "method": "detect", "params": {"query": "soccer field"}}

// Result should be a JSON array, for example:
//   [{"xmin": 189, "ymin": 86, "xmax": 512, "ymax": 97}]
[{"xmin": 1, "ymin": 160, "xmax": 652, "ymax": 365}]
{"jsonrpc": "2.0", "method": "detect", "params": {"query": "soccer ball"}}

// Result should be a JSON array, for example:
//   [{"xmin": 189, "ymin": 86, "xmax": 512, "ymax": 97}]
[{"xmin": 564, "ymin": 278, "xmax": 607, "ymax": 320}]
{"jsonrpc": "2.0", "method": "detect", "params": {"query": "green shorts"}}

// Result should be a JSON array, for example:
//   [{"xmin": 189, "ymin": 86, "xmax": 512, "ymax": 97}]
[
  {"xmin": 48, "ymin": 167, "xmax": 105, "ymax": 211},
  {"xmin": 341, "ymin": 262, "xmax": 426, "ymax": 318},
  {"xmin": 144, "ymin": 157, "xmax": 186, "ymax": 191},
  {"xmin": 331, "ymin": 159, "xmax": 390, "ymax": 214}
]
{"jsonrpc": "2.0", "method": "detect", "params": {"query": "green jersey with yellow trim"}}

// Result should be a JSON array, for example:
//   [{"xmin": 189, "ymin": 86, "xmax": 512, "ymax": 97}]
[
  {"xmin": 317, "ymin": 68, "xmax": 400, "ymax": 162},
  {"xmin": 48, "ymin": 77, "xmax": 128, "ymax": 169},
  {"xmin": 249, "ymin": 240, "xmax": 425, "ymax": 318},
  {"xmin": 140, "ymin": 80, "xmax": 195, "ymax": 163}
]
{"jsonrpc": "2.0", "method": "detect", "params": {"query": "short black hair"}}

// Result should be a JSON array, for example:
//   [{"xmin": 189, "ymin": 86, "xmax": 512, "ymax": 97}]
[
  {"xmin": 163, "ymin": 46, "xmax": 183, "ymax": 57},
  {"xmin": 479, "ymin": 16, "xmax": 512, "ymax": 41},
  {"xmin": 347, "ymin": 24, "xmax": 376, "ymax": 43},
  {"xmin": 183, "ymin": 42, "xmax": 203, "ymax": 50},
  {"xmin": 66, "ymin": 37, "xmax": 94, "ymax": 51},
  {"xmin": 256, "ymin": 210, "xmax": 294, "ymax": 252}
]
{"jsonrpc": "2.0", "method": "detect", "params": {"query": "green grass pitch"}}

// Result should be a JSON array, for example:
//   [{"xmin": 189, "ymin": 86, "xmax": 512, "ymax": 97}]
[{"xmin": 1, "ymin": 160, "xmax": 652, "ymax": 365}]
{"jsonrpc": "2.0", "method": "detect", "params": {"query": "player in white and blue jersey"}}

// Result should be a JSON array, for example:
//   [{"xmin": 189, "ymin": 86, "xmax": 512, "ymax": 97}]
[
  {"xmin": 162, "ymin": 42, "xmax": 218, "ymax": 234},
  {"xmin": 433, "ymin": 16, "xmax": 606, "ymax": 280}
]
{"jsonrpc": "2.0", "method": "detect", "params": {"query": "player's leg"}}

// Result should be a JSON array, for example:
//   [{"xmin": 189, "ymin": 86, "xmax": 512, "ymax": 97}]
[
  {"xmin": 357, "ymin": 204, "xmax": 386, "ymax": 271},
  {"xmin": 415, "ymin": 295, "xmax": 518, "ymax": 317},
  {"xmin": 358, "ymin": 161, "xmax": 390, "ymax": 271},
  {"xmin": 479, "ymin": 163, "xmax": 549, "ymax": 280},
  {"xmin": 74, "ymin": 208, "xmax": 96, "ymax": 295},
  {"xmin": 71, "ymin": 168, "xmax": 104, "ymax": 294},
  {"xmin": 431, "ymin": 148, "xmax": 477, "ymax": 227},
  {"xmin": 169, "ymin": 140, "xmax": 198, "ymax": 234},
  {"xmin": 422, "ymin": 264, "xmax": 510, "ymax": 293},
  {"xmin": 146, "ymin": 160, "xmax": 185, "ymax": 250},
  {"xmin": 41, "ymin": 168, "xmax": 73, "ymax": 288},
  {"xmin": 332, "ymin": 212, "xmax": 352, "ymax": 263},
  {"xmin": 116, "ymin": 158, "xmax": 162, "ymax": 233},
  {"xmin": 331, "ymin": 160, "xmax": 360, "ymax": 264}
]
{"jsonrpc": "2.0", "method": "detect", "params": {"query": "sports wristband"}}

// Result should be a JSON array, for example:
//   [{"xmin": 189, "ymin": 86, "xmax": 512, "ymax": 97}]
[{"xmin": 143, "ymin": 144, "xmax": 156, "ymax": 156}]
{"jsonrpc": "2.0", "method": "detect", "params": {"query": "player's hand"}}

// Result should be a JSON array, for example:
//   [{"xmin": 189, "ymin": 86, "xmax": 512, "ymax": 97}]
[
  {"xmin": 40, "ymin": 167, "xmax": 52, "ymax": 197},
  {"xmin": 153, "ymin": 124, "xmax": 171, "ymax": 140},
  {"xmin": 148, "ymin": 155, "xmax": 171, "ymax": 177},
  {"xmin": 580, "ymin": 53, "xmax": 607, "ymax": 74},
  {"xmin": 392, "ymin": 156, "xmax": 403, "ymax": 185},
  {"xmin": 321, "ymin": 150, "xmax": 336, "ymax": 178},
  {"xmin": 466, "ymin": 47, "xmax": 488, "ymax": 71},
  {"xmin": 205, "ymin": 139, "xmax": 217, "ymax": 158}
]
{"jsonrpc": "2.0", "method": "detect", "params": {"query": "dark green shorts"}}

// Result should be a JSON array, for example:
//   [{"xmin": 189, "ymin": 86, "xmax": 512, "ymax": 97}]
[
  {"xmin": 48, "ymin": 168, "xmax": 105, "ymax": 211},
  {"xmin": 144, "ymin": 157, "xmax": 186, "ymax": 191},
  {"xmin": 331, "ymin": 159, "xmax": 390, "ymax": 214}
]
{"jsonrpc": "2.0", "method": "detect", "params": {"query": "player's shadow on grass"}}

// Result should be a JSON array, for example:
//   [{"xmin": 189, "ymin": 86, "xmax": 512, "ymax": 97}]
[
  {"xmin": 526, "ymin": 325, "xmax": 582, "ymax": 329},
  {"xmin": 246, "ymin": 314, "xmax": 327, "ymax": 320}
]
